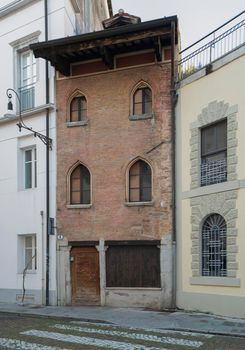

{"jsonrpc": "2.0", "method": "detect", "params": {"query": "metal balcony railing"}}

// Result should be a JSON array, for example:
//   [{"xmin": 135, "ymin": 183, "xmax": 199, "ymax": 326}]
[
  {"xmin": 200, "ymin": 158, "xmax": 227, "ymax": 186},
  {"xmin": 178, "ymin": 11, "xmax": 245, "ymax": 80},
  {"xmin": 19, "ymin": 84, "xmax": 35, "ymax": 111}
]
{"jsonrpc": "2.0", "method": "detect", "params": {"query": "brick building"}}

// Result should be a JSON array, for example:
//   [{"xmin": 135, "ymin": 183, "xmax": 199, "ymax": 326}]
[{"xmin": 32, "ymin": 11, "xmax": 179, "ymax": 309}]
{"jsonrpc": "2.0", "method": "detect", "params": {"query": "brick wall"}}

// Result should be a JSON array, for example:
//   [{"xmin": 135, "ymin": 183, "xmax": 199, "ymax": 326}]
[{"xmin": 56, "ymin": 63, "xmax": 173, "ymax": 241}]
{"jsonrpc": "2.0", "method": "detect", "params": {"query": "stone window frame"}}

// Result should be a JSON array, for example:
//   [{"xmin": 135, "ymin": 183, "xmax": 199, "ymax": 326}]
[
  {"xmin": 129, "ymin": 81, "xmax": 154, "ymax": 121},
  {"xmin": 190, "ymin": 100, "xmax": 238, "ymax": 190},
  {"xmin": 190, "ymin": 191, "xmax": 239, "ymax": 281},
  {"xmin": 189, "ymin": 101, "xmax": 239, "ymax": 284}
]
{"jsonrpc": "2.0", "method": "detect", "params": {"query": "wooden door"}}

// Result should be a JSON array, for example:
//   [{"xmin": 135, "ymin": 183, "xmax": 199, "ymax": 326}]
[{"xmin": 71, "ymin": 247, "xmax": 100, "ymax": 305}]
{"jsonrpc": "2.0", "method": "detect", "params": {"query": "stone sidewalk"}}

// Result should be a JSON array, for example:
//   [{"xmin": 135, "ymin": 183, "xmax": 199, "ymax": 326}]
[{"xmin": 0, "ymin": 303, "xmax": 245, "ymax": 337}]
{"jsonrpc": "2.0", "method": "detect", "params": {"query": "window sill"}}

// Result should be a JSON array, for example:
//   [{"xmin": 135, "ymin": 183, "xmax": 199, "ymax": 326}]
[
  {"xmin": 66, "ymin": 204, "xmax": 92, "ymax": 209},
  {"xmin": 190, "ymin": 277, "xmax": 240, "ymax": 287},
  {"xmin": 129, "ymin": 113, "xmax": 154, "ymax": 121},
  {"xmin": 66, "ymin": 120, "xmax": 88, "ymax": 127},
  {"xmin": 125, "ymin": 201, "xmax": 154, "ymax": 207},
  {"xmin": 17, "ymin": 271, "xmax": 37, "ymax": 275},
  {"xmin": 183, "ymin": 180, "xmax": 240, "ymax": 199}
]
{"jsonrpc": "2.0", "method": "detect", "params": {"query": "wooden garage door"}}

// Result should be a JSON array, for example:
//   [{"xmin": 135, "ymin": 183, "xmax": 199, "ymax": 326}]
[{"xmin": 71, "ymin": 247, "xmax": 100, "ymax": 305}]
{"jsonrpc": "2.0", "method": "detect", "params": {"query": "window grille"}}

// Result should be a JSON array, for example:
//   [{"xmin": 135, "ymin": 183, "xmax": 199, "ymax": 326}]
[
  {"xmin": 202, "ymin": 214, "xmax": 227, "ymax": 277},
  {"xmin": 201, "ymin": 120, "xmax": 227, "ymax": 186},
  {"xmin": 200, "ymin": 158, "xmax": 227, "ymax": 186}
]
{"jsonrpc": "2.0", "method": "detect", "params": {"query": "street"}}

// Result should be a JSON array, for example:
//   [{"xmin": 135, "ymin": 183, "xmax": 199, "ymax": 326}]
[{"xmin": 0, "ymin": 313, "xmax": 245, "ymax": 350}]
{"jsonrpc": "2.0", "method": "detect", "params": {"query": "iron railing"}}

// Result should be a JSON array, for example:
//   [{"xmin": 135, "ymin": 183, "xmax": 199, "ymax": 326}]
[
  {"xmin": 179, "ymin": 11, "xmax": 245, "ymax": 80},
  {"xmin": 19, "ymin": 84, "xmax": 35, "ymax": 111},
  {"xmin": 200, "ymin": 158, "xmax": 227, "ymax": 187}
]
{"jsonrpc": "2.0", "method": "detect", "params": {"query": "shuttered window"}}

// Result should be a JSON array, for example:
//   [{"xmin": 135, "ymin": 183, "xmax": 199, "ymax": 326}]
[
  {"xmin": 70, "ymin": 164, "xmax": 91, "ymax": 204},
  {"xmin": 70, "ymin": 96, "xmax": 87, "ymax": 122},
  {"xmin": 133, "ymin": 87, "xmax": 152, "ymax": 115},
  {"xmin": 106, "ymin": 244, "xmax": 160, "ymax": 288},
  {"xmin": 129, "ymin": 160, "xmax": 152, "ymax": 202}
]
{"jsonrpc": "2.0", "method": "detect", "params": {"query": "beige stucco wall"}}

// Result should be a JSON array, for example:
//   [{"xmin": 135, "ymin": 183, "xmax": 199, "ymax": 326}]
[{"xmin": 176, "ymin": 49, "xmax": 245, "ymax": 317}]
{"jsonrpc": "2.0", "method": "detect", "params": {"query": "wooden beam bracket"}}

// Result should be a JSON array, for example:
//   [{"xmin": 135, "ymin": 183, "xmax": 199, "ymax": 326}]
[
  {"xmin": 100, "ymin": 46, "xmax": 114, "ymax": 69},
  {"xmin": 154, "ymin": 36, "xmax": 162, "ymax": 62}
]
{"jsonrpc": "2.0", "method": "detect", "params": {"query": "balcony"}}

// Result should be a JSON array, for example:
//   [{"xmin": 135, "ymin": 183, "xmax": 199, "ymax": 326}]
[
  {"xmin": 19, "ymin": 84, "xmax": 35, "ymax": 111},
  {"xmin": 178, "ymin": 11, "xmax": 245, "ymax": 80},
  {"xmin": 200, "ymin": 158, "xmax": 227, "ymax": 187}
]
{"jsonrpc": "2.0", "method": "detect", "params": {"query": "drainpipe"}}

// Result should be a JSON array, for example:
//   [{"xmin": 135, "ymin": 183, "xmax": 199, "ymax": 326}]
[
  {"xmin": 44, "ymin": 0, "xmax": 50, "ymax": 306},
  {"xmin": 170, "ymin": 20, "xmax": 177, "ymax": 309}
]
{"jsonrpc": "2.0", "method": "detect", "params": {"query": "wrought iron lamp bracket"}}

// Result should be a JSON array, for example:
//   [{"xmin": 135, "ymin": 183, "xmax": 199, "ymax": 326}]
[{"xmin": 6, "ymin": 88, "xmax": 52, "ymax": 149}]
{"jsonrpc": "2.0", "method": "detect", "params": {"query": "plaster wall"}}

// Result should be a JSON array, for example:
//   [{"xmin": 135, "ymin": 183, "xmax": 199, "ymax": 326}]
[
  {"xmin": 0, "ymin": 0, "xmax": 82, "ymax": 304},
  {"xmin": 176, "ymin": 50, "xmax": 245, "ymax": 317}
]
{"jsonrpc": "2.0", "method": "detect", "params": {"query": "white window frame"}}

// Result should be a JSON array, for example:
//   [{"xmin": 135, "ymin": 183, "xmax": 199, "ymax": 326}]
[
  {"xmin": 10, "ymin": 31, "xmax": 40, "ymax": 111},
  {"xmin": 18, "ymin": 234, "xmax": 37, "ymax": 273},
  {"xmin": 24, "ymin": 147, "xmax": 37, "ymax": 189}
]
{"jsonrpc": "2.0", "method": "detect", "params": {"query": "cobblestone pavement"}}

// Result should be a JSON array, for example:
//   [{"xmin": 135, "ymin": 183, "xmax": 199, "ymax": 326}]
[{"xmin": 0, "ymin": 313, "xmax": 245, "ymax": 350}]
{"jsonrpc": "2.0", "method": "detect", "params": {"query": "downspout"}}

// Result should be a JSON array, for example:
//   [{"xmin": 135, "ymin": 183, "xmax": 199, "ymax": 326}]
[
  {"xmin": 44, "ymin": 0, "xmax": 50, "ymax": 306},
  {"xmin": 170, "ymin": 20, "xmax": 177, "ymax": 309}
]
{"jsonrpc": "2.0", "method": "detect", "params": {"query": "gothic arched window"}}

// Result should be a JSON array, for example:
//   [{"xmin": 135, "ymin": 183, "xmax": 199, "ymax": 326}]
[
  {"xmin": 70, "ymin": 164, "xmax": 91, "ymax": 204},
  {"xmin": 70, "ymin": 95, "xmax": 87, "ymax": 122},
  {"xmin": 129, "ymin": 160, "xmax": 152, "ymax": 202}
]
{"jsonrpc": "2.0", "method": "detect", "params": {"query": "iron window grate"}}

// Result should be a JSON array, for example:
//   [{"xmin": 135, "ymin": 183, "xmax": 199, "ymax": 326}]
[{"xmin": 202, "ymin": 214, "xmax": 227, "ymax": 277}]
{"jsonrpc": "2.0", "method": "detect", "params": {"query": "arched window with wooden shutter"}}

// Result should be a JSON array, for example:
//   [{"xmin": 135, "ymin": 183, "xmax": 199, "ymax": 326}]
[
  {"xmin": 70, "ymin": 164, "xmax": 91, "ymax": 204},
  {"xmin": 129, "ymin": 160, "xmax": 152, "ymax": 202}
]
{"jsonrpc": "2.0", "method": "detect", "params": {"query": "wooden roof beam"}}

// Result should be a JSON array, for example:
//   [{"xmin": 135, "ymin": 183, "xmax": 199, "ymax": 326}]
[
  {"xmin": 154, "ymin": 36, "xmax": 162, "ymax": 62},
  {"xmin": 100, "ymin": 47, "xmax": 114, "ymax": 69}
]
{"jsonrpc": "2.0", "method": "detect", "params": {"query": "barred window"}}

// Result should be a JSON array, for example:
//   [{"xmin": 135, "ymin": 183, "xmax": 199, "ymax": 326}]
[
  {"xmin": 202, "ymin": 214, "xmax": 227, "ymax": 277},
  {"xmin": 129, "ymin": 160, "xmax": 152, "ymax": 202},
  {"xmin": 133, "ymin": 87, "xmax": 152, "ymax": 115},
  {"xmin": 201, "ymin": 120, "xmax": 227, "ymax": 186},
  {"xmin": 70, "ymin": 164, "xmax": 91, "ymax": 204},
  {"xmin": 70, "ymin": 95, "xmax": 87, "ymax": 122}
]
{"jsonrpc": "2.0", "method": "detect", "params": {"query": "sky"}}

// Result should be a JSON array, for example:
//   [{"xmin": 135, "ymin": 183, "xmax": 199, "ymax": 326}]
[{"xmin": 111, "ymin": 0, "xmax": 244, "ymax": 49}]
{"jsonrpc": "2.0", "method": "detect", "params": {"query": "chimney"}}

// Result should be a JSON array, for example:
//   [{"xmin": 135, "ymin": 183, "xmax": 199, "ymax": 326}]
[{"xmin": 102, "ymin": 9, "xmax": 141, "ymax": 29}]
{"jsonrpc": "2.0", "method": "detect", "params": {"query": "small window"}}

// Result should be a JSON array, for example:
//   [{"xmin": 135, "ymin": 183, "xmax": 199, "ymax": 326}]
[
  {"xmin": 202, "ymin": 214, "xmax": 227, "ymax": 277},
  {"xmin": 18, "ymin": 234, "xmax": 37, "ymax": 273},
  {"xmin": 133, "ymin": 87, "xmax": 152, "ymax": 115},
  {"xmin": 201, "ymin": 120, "xmax": 227, "ymax": 186},
  {"xmin": 70, "ymin": 96, "xmax": 87, "ymax": 122},
  {"xmin": 24, "ymin": 148, "xmax": 37, "ymax": 189},
  {"xmin": 70, "ymin": 164, "xmax": 91, "ymax": 204},
  {"xmin": 129, "ymin": 160, "xmax": 152, "ymax": 202}
]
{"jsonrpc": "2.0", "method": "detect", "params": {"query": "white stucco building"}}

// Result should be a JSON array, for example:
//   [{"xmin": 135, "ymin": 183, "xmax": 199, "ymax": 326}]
[
  {"xmin": 176, "ymin": 12, "xmax": 245, "ymax": 317},
  {"xmin": 0, "ymin": 0, "xmax": 111, "ymax": 305}
]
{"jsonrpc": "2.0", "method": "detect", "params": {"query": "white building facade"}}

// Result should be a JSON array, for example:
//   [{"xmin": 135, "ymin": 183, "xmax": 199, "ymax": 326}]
[{"xmin": 0, "ymin": 0, "xmax": 110, "ymax": 305}]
